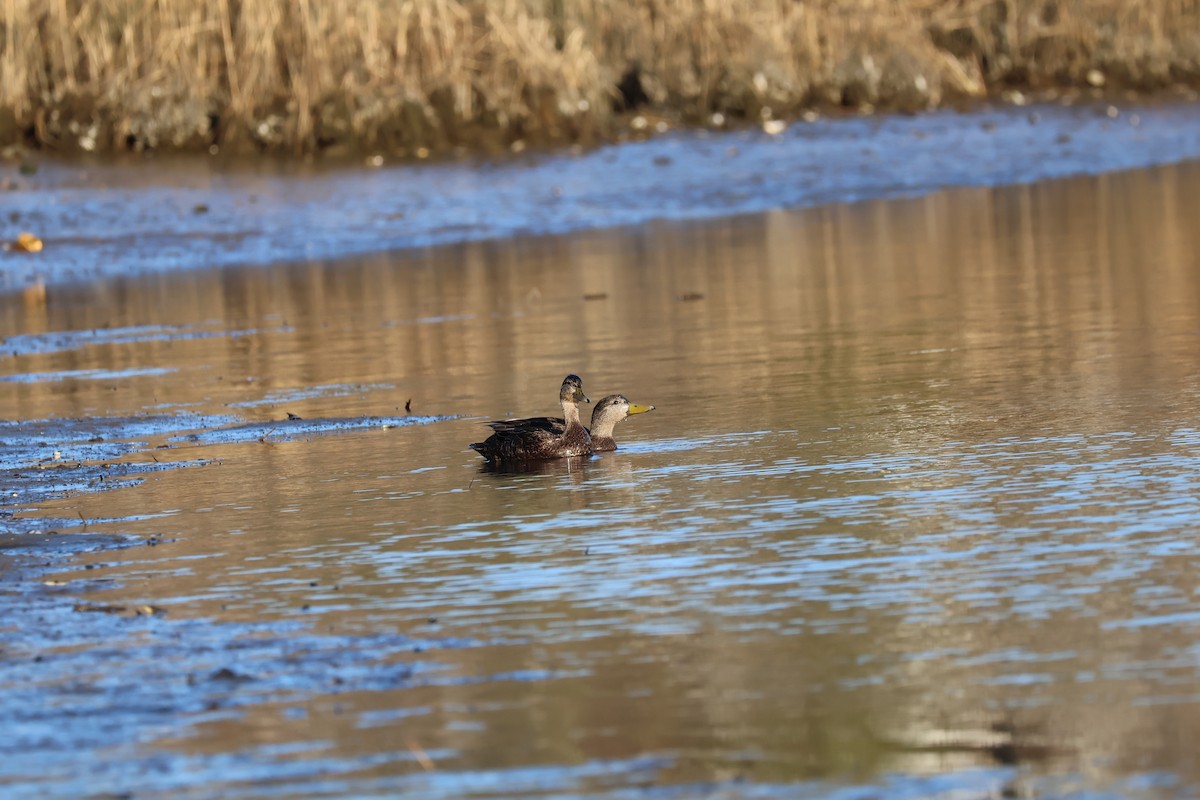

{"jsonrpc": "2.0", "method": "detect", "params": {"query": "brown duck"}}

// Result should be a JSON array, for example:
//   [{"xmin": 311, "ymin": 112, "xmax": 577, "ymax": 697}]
[
  {"xmin": 470, "ymin": 374, "xmax": 592, "ymax": 462},
  {"xmin": 484, "ymin": 393, "xmax": 655, "ymax": 453}
]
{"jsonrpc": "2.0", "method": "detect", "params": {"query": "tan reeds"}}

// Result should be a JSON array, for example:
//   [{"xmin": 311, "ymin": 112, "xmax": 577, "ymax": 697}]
[{"xmin": 1, "ymin": 0, "xmax": 1197, "ymax": 155}]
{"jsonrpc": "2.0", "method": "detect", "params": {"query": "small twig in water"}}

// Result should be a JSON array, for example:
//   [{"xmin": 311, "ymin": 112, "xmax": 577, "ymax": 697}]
[
  {"xmin": 78, "ymin": 511, "xmax": 88, "ymax": 529},
  {"xmin": 406, "ymin": 739, "xmax": 435, "ymax": 772}
]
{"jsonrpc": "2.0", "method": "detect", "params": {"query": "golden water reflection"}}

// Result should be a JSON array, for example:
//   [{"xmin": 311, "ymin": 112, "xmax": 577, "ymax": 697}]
[{"xmin": 4, "ymin": 161, "xmax": 1200, "ymax": 795}]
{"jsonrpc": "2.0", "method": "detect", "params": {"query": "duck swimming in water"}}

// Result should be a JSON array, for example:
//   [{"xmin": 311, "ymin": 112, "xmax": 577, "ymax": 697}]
[
  {"xmin": 470, "ymin": 374, "xmax": 592, "ymax": 462},
  {"xmin": 485, "ymin": 393, "xmax": 655, "ymax": 453}
]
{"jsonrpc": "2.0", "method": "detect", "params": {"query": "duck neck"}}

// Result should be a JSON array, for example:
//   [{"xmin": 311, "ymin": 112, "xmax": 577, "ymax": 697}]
[
  {"xmin": 589, "ymin": 415, "xmax": 616, "ymax": 440},
  {"xmin": 588, "ymin": 413, "xmax": 617, "ymax": 451},
  {"xmin": 561, "ymin": 400, "xmax": 584, "ymax": 431}
]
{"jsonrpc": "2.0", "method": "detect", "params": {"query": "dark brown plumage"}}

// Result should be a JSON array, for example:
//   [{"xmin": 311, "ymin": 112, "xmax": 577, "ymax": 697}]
[
  {"xmin": 470, "ymin": 375, "xmax": 592, "ymax": 462},
  {"xmin": 483, "ymin": 393, "xmax": 655, "ymax": 453}
]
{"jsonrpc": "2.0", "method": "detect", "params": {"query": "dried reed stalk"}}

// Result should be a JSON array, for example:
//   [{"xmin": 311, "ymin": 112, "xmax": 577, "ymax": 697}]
[{"xmin": 0, "ymin": 0, "xmax": 1196, "ymax": 154}]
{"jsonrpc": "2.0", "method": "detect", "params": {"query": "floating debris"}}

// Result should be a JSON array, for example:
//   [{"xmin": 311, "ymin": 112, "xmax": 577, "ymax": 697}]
[
  {"xmin": 8, "ymin": 232, "xmax": 43, "ymax": 253},
  {"xmin": 73, "ymin": 603, "xmax": 123, "ymax": 614},
  {"xmin": 71, "ymin": 602, "xmax": 167, "ymax": 617},
  {"xmin": 407, "ymin": 739, "xmax": 436, "ymax": 772}
]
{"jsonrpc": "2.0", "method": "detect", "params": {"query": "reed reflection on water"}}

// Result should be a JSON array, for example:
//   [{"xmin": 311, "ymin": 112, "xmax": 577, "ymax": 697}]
[{"xmin": 4, "ymin": 161, "xmax": 1200, "ymax": 796}]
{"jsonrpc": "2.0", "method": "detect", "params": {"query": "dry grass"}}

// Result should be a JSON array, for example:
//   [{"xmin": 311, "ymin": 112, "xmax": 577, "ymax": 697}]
[{"xmin": 1, "ymin": 0, "xmax": 1198, "ymax": 155}]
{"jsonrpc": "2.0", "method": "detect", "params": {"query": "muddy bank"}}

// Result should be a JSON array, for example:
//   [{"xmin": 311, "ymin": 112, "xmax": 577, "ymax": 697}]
[
  {"xmin": 0, "ymin": 404, "xmax": 458, "ymax": 799},
  {"xmin": 0, "ymin": 550, "xmax": 474, "ymax": 799},
  {"xmin": 3, "ymin": 0, "xmax": 1200, "ymax": 155},
  {"xmin": 0, "ymin": 410, "xmax": 447, "ymax": 574},
  {"xmin": 4, "ymin": 100, "xmax": 1200, "ymax": 292}
]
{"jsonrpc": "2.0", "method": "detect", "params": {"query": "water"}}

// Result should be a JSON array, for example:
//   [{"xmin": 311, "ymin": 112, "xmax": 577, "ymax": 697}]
[
  {"xmin": 3, "ymin": 160, "xmax": 1200, "ymax": 798},
  {"xmin": 6, "ymin": 100, "xmax": 1200, "ymax": 290}
]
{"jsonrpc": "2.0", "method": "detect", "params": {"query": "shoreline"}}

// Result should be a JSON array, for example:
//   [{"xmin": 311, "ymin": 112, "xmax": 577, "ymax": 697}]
[
  {"xmin": 4, "ymin": 0, "xmax": 1199, "ymax": 156},
  {"xmin": 4, "ymin": 99, "xmax": 1200, "ymax": 295}
]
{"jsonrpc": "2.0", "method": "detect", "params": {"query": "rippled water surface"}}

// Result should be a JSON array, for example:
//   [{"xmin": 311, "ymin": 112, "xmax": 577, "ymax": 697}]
[{"xmin": 3, "ymin": 161, "xmax": 1200, "ymax": 798}]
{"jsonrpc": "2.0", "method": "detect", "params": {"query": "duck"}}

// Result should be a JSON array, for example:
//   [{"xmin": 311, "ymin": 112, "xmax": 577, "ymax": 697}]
[
  {"xmin": 470, "ymin": 374, "xmax": 592, "ymax": 462},
  {"xmin": 483, "ymin": 393, "xmax": 655, "ymax": 453}
]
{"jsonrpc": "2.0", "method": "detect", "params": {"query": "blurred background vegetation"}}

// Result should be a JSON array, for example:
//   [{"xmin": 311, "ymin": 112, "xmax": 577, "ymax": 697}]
[{"xmin": 2, "ymin": 0, "xmax": 1198, "ymax": 156}]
